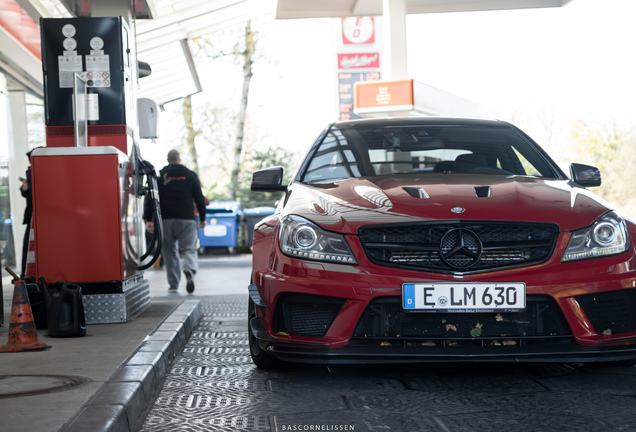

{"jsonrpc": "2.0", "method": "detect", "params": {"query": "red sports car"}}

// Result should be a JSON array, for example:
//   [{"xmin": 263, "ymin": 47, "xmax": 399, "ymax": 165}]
[{"xmin": 248, "ymin": 117, "xmax": 636, "ymax": 368}]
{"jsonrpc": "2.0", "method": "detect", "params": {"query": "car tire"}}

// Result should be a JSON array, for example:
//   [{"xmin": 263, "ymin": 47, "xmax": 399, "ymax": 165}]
[{"xmin": 248, "ymin": 297, "xmax": 282, "ymax": 369}]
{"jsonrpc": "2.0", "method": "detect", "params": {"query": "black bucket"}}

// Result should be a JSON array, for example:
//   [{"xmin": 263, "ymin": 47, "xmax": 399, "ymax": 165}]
[
  {"xmin": 39, "ymin": 278, "xmax": 86, "ymax": 337},
  {"xmin": 26, "ymin": 283, "xmax": 47, "ymax": 329}
]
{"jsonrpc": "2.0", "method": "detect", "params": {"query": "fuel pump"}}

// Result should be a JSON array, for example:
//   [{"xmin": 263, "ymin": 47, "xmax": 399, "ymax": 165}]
[{"xmin": 32, "ymin": 17, "xmax": 161, "ymax": 323}]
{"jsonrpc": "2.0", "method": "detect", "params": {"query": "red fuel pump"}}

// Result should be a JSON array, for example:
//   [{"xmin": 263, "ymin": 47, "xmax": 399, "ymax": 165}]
[{"xmin": 33, "ymin": 17, "xmax": 161, "ymax": 323}]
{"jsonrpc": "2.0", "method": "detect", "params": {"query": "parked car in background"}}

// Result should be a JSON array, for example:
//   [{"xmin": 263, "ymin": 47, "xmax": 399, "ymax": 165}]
[{"xmin": 247, "ymin": 117, "xmax": 636, "ymax": 368}]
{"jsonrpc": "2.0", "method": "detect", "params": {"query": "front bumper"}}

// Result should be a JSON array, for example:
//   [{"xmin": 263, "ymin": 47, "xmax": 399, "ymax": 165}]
[
  {"xmin": 250, "ymin": 242, "xmax": 636, "ymax": 364},
  {"xmin": 249, "ymin": 315, "xmax": 636, "ymax": 364}
]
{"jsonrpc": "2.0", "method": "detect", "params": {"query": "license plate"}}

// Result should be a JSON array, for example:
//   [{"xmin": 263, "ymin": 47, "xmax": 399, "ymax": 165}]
[{"xmin": 402, "ymin": 282, "xmax": 526, "ymax": 312}]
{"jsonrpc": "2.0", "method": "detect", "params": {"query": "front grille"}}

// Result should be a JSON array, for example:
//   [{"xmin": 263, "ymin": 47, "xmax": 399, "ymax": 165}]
[
  {"xmin": 273, "ymin": 293, "xmax": 346, "ymax": 337},
  {"xmin": 352, "ymin": 295, "xmax": 571, "ymax": 343},
  {"xmin": 359, "ymin": 221, "xmax": 559, "ymax": 274},
  {"xmin": 576, "ymin": 289, "xmax": 636, "ymax": 335}
]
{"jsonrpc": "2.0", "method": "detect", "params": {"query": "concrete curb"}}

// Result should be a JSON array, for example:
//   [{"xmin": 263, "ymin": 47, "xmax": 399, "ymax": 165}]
[{"xmin": 64, "ymin": 299, "xmax": 202, "ymax": 432}]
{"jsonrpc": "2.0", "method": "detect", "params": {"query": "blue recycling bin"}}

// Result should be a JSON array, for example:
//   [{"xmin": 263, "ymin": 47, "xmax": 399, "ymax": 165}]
[
  {"xmin": 198, "ymin": 201, "xmax": 242, "ymax": 253},
  {"xmin": 244, "ymin": 206, "xmax": 276, "ymax": 247}
]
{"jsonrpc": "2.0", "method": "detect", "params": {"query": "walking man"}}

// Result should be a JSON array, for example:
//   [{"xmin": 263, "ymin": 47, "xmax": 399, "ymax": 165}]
[{"xmin": 146, "ymin": 149, "xmax": 207, "ymax": 293}]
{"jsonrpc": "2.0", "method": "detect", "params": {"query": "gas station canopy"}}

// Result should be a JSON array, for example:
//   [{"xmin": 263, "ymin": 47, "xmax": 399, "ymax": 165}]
[
  {"xmin": 134, "ymin": 0, "xmax": 274, "ymax": 106},
  {"xmin": 275, "ymin": 0, "xmax": 572, "ymax": 19},
  {"xmin": 8, "ymin": 0, "xmax": 275, "ymax": 106},
  {"xmin": 6, "ymin": 0, "xmax": 573, "ymax": 107}
]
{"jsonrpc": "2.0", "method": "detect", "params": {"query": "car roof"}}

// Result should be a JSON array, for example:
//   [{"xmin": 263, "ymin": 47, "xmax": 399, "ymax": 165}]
[{"xmin": 331, "ymin": 117, "xmax": 509, "ymax": 129}]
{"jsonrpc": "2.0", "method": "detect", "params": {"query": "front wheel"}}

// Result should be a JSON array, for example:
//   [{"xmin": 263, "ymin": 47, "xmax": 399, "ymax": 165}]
[{"xmin": 248, "ymin": 297, "xmax": 282, "ymax": 369}]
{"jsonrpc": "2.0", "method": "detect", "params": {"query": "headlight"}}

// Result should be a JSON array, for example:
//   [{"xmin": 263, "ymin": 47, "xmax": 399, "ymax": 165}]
[
  {"xmin": 562, "ymin": 211, "xmax": 630, "ymax": 262},
  {"xmin": 279, "ymin": 215, "xmax": 357, "ymax": 264}
]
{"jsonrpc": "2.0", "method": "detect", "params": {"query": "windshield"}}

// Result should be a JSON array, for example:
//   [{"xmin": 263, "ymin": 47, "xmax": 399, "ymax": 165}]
[{"xmin": 301, "ymin": 124, "xmax": 559, "ymax": 183}]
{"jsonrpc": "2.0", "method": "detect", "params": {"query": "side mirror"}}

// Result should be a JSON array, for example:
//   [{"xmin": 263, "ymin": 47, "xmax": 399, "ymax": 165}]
[
  {"xmin": 570, "ymin": 163, "xmax": 601, "ymax": 187},
  {"xmin": 251, "ymin": 166, "xmax": 288, "ymax": 192}
]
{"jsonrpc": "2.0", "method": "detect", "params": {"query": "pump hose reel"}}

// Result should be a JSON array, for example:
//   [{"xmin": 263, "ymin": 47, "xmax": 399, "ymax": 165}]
[{"xmin": 138, "ymin": 159, "xmax": 163, "ymax": 271}]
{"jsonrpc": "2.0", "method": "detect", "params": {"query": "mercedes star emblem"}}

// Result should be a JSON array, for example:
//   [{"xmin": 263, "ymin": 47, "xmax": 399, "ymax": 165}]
[{"xmin": 439, "ymin": 228, "xmax": 483, "ymax": 270}]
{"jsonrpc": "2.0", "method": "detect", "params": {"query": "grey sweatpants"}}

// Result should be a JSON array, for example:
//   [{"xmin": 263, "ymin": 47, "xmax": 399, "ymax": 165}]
[{"xmin": 161, "ymin": 219, "xmax": 199, "ymax": 290}]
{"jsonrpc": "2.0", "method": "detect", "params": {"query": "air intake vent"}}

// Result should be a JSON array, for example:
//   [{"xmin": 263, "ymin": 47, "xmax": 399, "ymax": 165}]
[
  {"xmin": 403, "ymin": 187, "xmax": 429, "ymax": 199},
  {"xmin": 353, "ymin": 295, "xmax": 571, "ymax": 339},
  {"xmin": 273, "ymin": 293, "xmax": 345, "ymax": 337},
  {"xmin": 576, "ymin": 289, "xmax": 636, "ymax": 335},
  {"xmin": 474, "ymin": 186, "xmax": 491, "ymax": 198}
]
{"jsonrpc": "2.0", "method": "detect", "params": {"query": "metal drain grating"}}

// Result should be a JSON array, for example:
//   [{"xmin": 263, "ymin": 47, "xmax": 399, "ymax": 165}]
[
  {"xmin": 182, "ymin": 346, "xmax": 250, "ymax": 355},
  {"xmin": 142, "ymin": 414, "xmax": 271, "ymax": 431},
  {"xmin": 163, "ymin": 378, "xmax": 269, "ymax": 392},
  {"xmin": 173, "ymin": 355, "xmax": 252, "ymax": 367},
  {"xmin": 168, "ymin": 366, "xmax": 253, "ymax": 377},
  {"xmin": 154, "ymin": 393, "xmax": 252, "ymax": 409},
  {"xmin": 189, "ymin": 331, "xmax": 247, "ymax": 339}
]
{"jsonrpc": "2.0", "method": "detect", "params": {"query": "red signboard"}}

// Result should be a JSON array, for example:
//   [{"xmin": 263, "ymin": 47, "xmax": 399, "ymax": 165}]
[
  {"xmin": 338, "ymin": 53, "xmax": 380, "ymax": 70},
  {"xmin": 342, "ymin": 17, "xmax": 375, "ymax": 45}
]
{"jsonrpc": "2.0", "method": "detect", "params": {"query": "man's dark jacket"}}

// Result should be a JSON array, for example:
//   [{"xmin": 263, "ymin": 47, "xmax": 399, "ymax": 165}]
[{"xmin": 144, "ymin": 163, "xmax": 206, "ymax": 222}]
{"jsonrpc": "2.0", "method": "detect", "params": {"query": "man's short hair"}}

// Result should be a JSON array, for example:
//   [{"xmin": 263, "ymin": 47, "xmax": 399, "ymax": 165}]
[{"xmin": 167, "ymin": 149, "xmax": 180, "ymax": 163}]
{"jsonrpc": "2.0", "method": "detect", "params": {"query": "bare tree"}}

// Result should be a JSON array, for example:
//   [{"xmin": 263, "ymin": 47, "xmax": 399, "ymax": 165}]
[
  {"xmin": 182, "ymin": 95, "xmax": 201, "ymax": 175},
  {"xmin": 569, "ymin": 119, "xmax": 636, "ymax": 217},
  {"xmin": 228, "ymin": 21, "xmax": 256, "ymax": 200},
  {"xmin": 181, "ymin": 20, "xmax": 267, "ymax": 200}
]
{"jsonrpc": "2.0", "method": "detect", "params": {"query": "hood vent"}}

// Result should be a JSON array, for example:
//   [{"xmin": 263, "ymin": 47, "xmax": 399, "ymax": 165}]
[
  {"xmin": 474, "ymin": 186, "xmax": 492, "ymax": 198},
  {"xmin": 403, "ymin": 187, "xmax": 429, "ymax": 199}
]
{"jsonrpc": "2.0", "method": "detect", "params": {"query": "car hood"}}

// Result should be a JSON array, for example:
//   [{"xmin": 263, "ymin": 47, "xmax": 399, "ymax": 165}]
[{"xmin": 283, "ymin": 174, "xmax": 613, "ymax": 234}]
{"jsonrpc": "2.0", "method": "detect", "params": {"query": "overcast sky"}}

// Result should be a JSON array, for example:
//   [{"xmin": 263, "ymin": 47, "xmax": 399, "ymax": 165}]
[
  {"xmin": 143, "ymin": 0, "xmax": 636, "ymax": 174},
  {"xmin": 406, "ymin": 0, "xmax": 636, "ymax": 139}
]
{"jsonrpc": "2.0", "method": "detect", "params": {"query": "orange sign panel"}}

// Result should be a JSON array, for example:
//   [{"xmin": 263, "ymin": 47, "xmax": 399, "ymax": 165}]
[{"xmin": 354, "ymin": 79, "xmax": 414, "ymax": 112}]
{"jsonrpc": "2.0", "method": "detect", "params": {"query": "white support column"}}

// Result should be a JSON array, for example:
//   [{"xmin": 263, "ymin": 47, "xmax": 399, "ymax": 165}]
[
  {"xmin": 6, "ymin": 77, "xmax": 29, "ymax": 273},
  {"xmin": 382, "ymin": 0, "xmax": 408, "ymax": 80}
]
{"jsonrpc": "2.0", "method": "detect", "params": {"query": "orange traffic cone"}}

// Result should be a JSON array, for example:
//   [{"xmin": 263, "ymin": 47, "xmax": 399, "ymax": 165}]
[
  {"xmin": 24, "ymin": 217, "xmax": 36, "ymax": 279},
  {"xmin": 0, "ymin": 279, "xmax": 51, "ymax": 352}
]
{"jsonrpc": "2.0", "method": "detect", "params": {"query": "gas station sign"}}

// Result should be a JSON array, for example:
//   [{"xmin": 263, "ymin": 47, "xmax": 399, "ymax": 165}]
[
  {"xmin": 338, "ymin": 72, "xmax": 380, "ymax": 121},
  {"xmin": 353, "ymin": 78, "xmax": 481, "ymax": 118},
  {"xmin": 342, "ymin": 17, "xmax": 375, "ymax": 45},
  {"xmin": 337, "ymin": 53, "xmax": 380, "ymax": 70},
  {"xmin": 354, "ymin": 79, "xmax": 415, "ymax": 112},
  {"xmin": 337, "ymin": 17, "xmax": 381, "ymax": 121}
]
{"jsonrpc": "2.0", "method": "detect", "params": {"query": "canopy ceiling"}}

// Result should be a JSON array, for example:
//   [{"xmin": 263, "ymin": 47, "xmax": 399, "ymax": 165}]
[
  {"xmin": 275, "ymin": 0, "xmax": 573, "ymax": 19},
  {"xmin": 11, "ymin": 0, "xmax": 573, "ymax": 106},
  {"xmin": 134, "ymin": 0, "xmax": 275, "ymax": 106}
]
